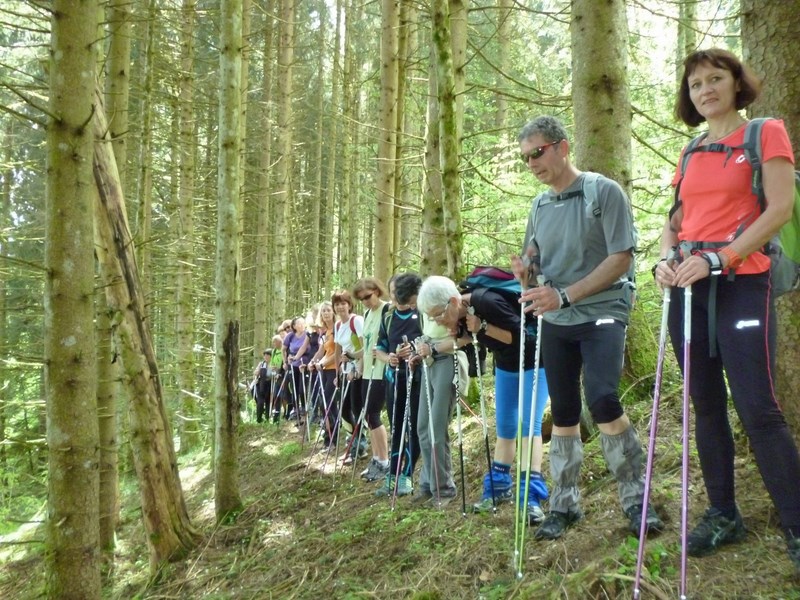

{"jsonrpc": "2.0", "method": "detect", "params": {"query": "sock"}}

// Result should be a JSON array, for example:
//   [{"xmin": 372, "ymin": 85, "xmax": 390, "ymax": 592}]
[{"xmin": 492, "ymin": 461, "xmax": 511, "ymax": 475}]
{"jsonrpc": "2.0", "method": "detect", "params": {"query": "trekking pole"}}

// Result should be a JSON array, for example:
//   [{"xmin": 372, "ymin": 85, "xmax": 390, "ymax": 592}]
[
  {"xmin": 391, "ymin": 354, "xmax": 413, "ymax": 511},
  {"xmin": 517, "ymin": 300, "xmax": 544, "ymax": 578},
  {"xmin": 680, "ymin": 285, "xmax": 692, "ymax": 600},
  {"xmin": 633, "ymin": 286, "xmax": 672, "ymax": 600},
  {"xmin": 304, "ymin": 370, "xmax": 334, "ymax": 476},
  {"xmin": 303, "ymin": 366, "xmax": 312, "ymax": 443},
  {"xmin": 329, "ymin": 374, "xmax": 351, "ymax": 486},
  {"xmin": 288, "ymin": 365, "xmax": 302, "ymax": 429},
  {"xmin": 420, "ymin": 343, "xmax": 442, "ymax": 508},
  {"xmin": 274, "ymin": 368, "xmax": 292, "ymax": 420},
  {"xmin": 454, "ymin": 352, "xmax": 467, "ymax": 517},
  {"xmin": 467, "ymin": 307, "xmax": 496, "ymax": 514},
  {"xmin": 351, "ymin": 359, "xmax": 379, "ymax": 483},
  {"xmin": 513, "ymin": 278, "xmax": 529, "ymax": 575}
]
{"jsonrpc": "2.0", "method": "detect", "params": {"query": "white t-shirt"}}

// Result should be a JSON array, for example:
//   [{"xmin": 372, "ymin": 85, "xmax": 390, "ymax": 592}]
[{"xmin": 335, "ymin": 314, "xmax": 364, "ymax": 372}]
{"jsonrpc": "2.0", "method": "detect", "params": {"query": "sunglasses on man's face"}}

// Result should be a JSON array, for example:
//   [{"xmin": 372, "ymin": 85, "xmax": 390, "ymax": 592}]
[{"xmin": 520, "ymin": 140, "xmax": 561, "ymax": 163}]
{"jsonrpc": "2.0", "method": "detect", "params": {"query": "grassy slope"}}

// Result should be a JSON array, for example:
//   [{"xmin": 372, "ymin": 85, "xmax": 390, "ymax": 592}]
[{"xmin": 2, "ymin": 390, "xmax": 799, "ymax": 599}]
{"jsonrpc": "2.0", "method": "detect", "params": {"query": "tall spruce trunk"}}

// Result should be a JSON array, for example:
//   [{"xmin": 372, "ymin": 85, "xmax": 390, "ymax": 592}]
[
  {"xmin": 92, "ymin": 91, "xmax": 200, "ymax": 569},
  {"xmin": 214, "ymin": 0, "xmax": 245, "ymax": 520},
  {"xmin": 45, "ymin": 3, "xmax": 101, "ymax": 597}
]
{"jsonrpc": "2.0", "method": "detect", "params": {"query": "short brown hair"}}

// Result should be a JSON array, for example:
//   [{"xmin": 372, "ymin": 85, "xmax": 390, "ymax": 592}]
[
  {"xmin": 675, "ymin": 48, "xmax": 761, "ymax": 127},
  {"xmin": 352, "ymin": 277, "xmax": 388, "ymax": 302},
  {"xmin": 331, "ymin": 289, "xmax": 353, "ymax": 311}
]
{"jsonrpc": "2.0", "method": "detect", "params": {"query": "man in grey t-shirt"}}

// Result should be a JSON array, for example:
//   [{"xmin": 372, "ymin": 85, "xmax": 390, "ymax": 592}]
[{"xmin": 513, "ymin": 115, "xmax": 663, "ymax": 540}]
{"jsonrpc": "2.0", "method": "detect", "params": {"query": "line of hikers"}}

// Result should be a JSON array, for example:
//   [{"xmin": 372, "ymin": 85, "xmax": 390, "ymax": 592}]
[{"xmin": 249, "ymin": 47, "xmax": 800, "ymax": 582}]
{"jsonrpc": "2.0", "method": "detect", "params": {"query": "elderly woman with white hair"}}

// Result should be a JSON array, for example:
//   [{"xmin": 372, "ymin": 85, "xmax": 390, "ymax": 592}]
[
  {"xmin": 414, "ymin": 276, "xmax": 471, "ymax": 507},
  {"xmin": 417, "ymin": 273, "xmax": 550, "ymax": 522}
]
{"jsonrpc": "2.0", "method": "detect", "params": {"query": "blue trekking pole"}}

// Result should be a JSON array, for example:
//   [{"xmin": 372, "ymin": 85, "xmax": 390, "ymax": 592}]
[{"xmin": 633, "ymin": 286, "xmax": 672, "ymax": 599}]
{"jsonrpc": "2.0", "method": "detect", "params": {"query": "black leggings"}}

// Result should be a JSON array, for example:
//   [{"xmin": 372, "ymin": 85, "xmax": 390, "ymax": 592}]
[
  {"xmin": 541, "ymin": 319, "xmax": 627, "ymax": 427},
  {"xmin": 668, "ymin": 274, "xmax": 800, "ymax": 537},
  {"xmin": 361, "ymin": 378, "xmax": 387, "ymax": 430}
]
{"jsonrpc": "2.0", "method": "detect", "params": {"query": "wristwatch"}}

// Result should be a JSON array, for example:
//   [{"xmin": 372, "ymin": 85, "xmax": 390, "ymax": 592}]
[
  {"xmin": 557, "ymin": 287, "xmax": 571, "ymax": 308},
  {"xmin": 478, "ymin": 319, "xmax": 488, "ymax": 334}
]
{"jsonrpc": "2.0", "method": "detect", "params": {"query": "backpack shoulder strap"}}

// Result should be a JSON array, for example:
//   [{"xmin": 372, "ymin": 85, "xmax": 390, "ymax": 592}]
[
  {"xmin": 680, "ymin": 133, "xmax": 708, "ymax": 177},
  {"xmin": 348, "ymin": 314, "xmax": 355, "ymax": 334},
  {"xmin": 581, "ymin": 172, "xmax": 602, "ymax": 218},
  {"xmin": 743, "ymin": 117, "xmax": 771, "ymax": 209}
]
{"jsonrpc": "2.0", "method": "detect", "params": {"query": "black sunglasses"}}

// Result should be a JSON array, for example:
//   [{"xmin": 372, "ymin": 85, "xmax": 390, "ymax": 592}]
[{"xmin": 520, "ymin": 140, "xmax": 562, "ymax": 163}]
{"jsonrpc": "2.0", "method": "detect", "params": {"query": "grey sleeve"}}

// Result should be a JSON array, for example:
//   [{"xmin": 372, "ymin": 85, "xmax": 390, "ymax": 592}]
[{"xmin": 597, "ymin": 177, "xmax": 637, "ymax": 255}]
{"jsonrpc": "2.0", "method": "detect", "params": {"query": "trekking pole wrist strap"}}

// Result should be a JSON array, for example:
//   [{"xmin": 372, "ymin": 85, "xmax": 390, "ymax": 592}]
[
  {"xmin": 699, "ymin": 251, "xmax": 724, "ymax": 276},
  {"xmin": 651, "ymin": 258, "xmax": 668, "ymax": 279}
]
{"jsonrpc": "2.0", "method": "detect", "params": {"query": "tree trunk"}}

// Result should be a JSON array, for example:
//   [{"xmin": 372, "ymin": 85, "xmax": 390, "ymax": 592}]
[
  {"xmin": 92, "ymin": 91, "xmax": 200, "ymax": 569},
  {"xmin": 254, "ymin": 1, "xmax": 274, "ymax": 353},
  {"xmin": 309, "ymin": 0, "xmax": 327, "ymax": 298},
  {"xmin": 136, "ymin": 0, "xmax": 157, "ymax": 305},
  {"xmin": 106, "ymin": 0, "xmax": 132, "ymax": 193},
  {"xmin": 338, "ymin": 0, "xmax": 353, "ymax": 283},
  {"xmin": 215, "ymin": 0, "xmax": 245, "ymax": 520},
  {"xmin": 46, "ymin": 3, "xmax": 101, "ymax": 596},
  {"xmin": 742, "ymin": 0, "xmax": 800, "ymax": 443},
  {"xmin": 374, "ymin": 0, "xmax": 399, "ymax": 283},
  {"xmin": 323, "ymin": 0, "xmax": 343, "ymax": 291},
  {"xmin": 273, "ymin": 0, "xmax": 295, "ymax": 315},
  {"xmin": 176, "ymin": 0, "xmax": 200, "ymax": 452},
  {"xmin": 571, "ymin": 0, "xmax": 631, "ymax": 192},
  {"xmin": 96, "ymin": 295, "xmax": 120, "ymax": 554},
  {"xmin": 676, "ymin": 0, "xmax": 697, "ymax": 82},
  {"xmin": 432, "ymin": 0, "xmax": 464, "ymax": 280},
  {"xmin": 420, "ymin": 44, "xmax": 447, "ymax": 278},
  {"xmin": 0, "ymin": 121, "xmax": 10, "ymax": 474}
]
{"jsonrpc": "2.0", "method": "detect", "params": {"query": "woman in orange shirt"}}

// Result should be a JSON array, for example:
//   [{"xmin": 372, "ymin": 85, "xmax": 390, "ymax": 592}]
[{"xmin": 654, "ymin": 48, "xmax": 800, "ymax": 574}]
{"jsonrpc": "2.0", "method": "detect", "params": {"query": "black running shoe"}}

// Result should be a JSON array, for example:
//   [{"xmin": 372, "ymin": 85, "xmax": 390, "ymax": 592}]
[
  {"xmin": 625, "ymin": 502, "xmax": 664, "ymax": 535},
  {"xmin": 686, "ymin": 507, "xmax": 746, "ymax": 557},
  {"xmin": 533, "ymin": 509, "xmax": 583, "ymax": 540}
]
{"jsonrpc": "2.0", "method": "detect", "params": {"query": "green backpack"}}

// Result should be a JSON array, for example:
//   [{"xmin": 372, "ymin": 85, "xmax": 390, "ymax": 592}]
[{"xmin": 678, "ymin": 117, "xmax": 800, "ymax": 295}]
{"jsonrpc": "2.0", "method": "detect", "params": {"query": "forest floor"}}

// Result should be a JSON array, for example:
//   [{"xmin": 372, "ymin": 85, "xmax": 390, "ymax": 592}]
[{"xmin": 2, "ymin": 383, "xmax": 800, "ymax": 599}]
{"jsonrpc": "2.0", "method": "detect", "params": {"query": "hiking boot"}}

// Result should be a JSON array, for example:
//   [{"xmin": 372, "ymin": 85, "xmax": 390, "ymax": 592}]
[
  {"xmin": 686, "ymin": 507, "xmax": 746, "ymax": 557},
  {"xmin": 374, "ymin": 474, "xmax": 395, "ymax": 497},
  {"xmin": 360, "ymin": 458, "xmax": 379, "ymax": 479},
  {"xmin": 533, "ymin": 509, "xmax": 583, "ymax": 540},
  {"xmin": 788, "ymin": 537, "xmax": 800, "ymax": 576},
  {"xmin": 625, "ymin": 502, "xmax": 664, "ymax": 535},
  {"xmin": 472, "ymin": 465, "xmax": 514, "ymax": 513},
  {"xmin": 271, "ymin": 410, "xmax": 280, "ymax": 424},
  {"xmin": 395, "ymin": 474, "xmax": 413, "ymax": 496},
  {"xmin": 363, "ymin": 459, "xmax": 389, "ymax": 483},
  {"xmin": 519, "ymin": 472, "xmax": 549, "ymax": 526},
  {"xmin": 410, "ymin": 489, "xmax": 433, "ymax": 506}
]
